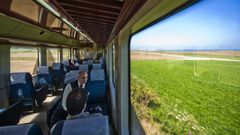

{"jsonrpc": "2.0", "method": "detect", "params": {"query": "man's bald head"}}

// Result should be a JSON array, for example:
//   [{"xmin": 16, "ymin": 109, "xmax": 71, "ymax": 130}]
[{"xmin": 78, "ymin": 71, "xmax": 88, "ymax": 85}]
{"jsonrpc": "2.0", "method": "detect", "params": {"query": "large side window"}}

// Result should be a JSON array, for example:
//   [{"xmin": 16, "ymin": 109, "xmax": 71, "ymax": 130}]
[
  {"xmin": 47, "ymin": 48, "xmax": 60, "ymax": 66},
  {"xmin": 11, "ymin": 46, "xmax": 39, "ymax": 74},
  {"xmin": 130, "ymin": 0, "xmax": 240, "ymax": 135},
  {"xmin": 62, "ymin": 48, "xmax": 70, "ymax": 60}
]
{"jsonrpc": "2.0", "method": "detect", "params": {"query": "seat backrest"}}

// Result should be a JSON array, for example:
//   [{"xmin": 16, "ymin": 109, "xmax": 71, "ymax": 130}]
[
  {"xmin": 87, "ymin": 59, "xmax": 93, "ymax": 65},
  {"xmin": 86, "ymin": 80, "xmax": 106, "ymax": 102},
  {"xmin": 92, "ymin": 64, "xmax": 102, "ymax": 70},
  {"xmin": 0, "ymin": 100, "xmax": 23, "ymax": 126},
  {"xmin": 99, "ymin": 57, "xmax": 104, "ymax": 64},
  {"xmin": 64, "ymin": 70, "xmax": 81, "ymax": 84},
  {"xmin": 10, "ymin": 73, "xmax": 35, "ymax": 101},
  {"xmin": 0, "ymin": 123, "xmax": 43, "ymax": 135},
  {"xmin": 61, "ymin": 60, "xmax": 69, "ymax": 66},
  {"xmin": 52, "ymin": 63, "xmax": 62, "ymax": 71},
  {"xmin": 37, "ymin": 66, "xmax": 49, "ymax": 74},
  {"xmin": 51, "ymin": 115, "xmax": 109, "ymax": 135},
  {"xmin": 79, "ymin": 64, "xmax": 89, "ymax": 72},
  {"xmin": 90, "ymin": 69, "xmax": 105, "ymax": 81}
]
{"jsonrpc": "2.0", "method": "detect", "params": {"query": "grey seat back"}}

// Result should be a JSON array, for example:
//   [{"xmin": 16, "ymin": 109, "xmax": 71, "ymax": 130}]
[
  {"xmin": 52, "ymin": 115, "xmax": 109, "ymax": 135},
  {"xmin": 0, "ymin": 123, "xmax": 43, "ymax": 135},
  {"xmin": 90, "ymin": 69, "xmax": 105, "ymax": 81}
]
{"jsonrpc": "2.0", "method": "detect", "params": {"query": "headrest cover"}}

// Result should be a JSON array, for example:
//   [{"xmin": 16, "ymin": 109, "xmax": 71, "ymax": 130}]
[
  {"xmin": 92, "ymin": 64, "xmax": 102, "ymax": 70},
  {"xmin": 52, "ymin": 63, "xmax": 61, "ymax": 70},
  {"xmin": 87, "ymin": 60, "xmax": 93, "ymax": 65},
  {"xmin": 38, "ymin": 66, "xmax": 49, "ymax": 74},
  {"xmin": 99, "ymin": 57, "xmax": 104, "ymax": 64},
  {"xmin": 62, "ymin": 115, "xmax": 109, "ymax": 135},
  {"xmin": 64, "ymin": 70, "xmax": 81, "ymax": 84},
  {"xmin": 10, "ymin": 72, "xmax": 31, "ymax": 84},
  {"xmin": 82, "ymin": 61, "xmax": 88, "ymax": 65},
  {"xmin": 79, "ymin": 65, "xmax": 89, "ymax": 72},
  {"xmin": 62, "ymin": 60, "xmax": 69, "ymax": 66},
  {"xmin": 90, "ymin": 69, "xmax": 105, "ymax": 81}
]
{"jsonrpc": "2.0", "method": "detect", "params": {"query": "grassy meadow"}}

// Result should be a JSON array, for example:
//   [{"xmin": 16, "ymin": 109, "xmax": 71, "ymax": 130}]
[{"xmin": 131, "ymin": 58, "xmax": 240, "ymax": 135}]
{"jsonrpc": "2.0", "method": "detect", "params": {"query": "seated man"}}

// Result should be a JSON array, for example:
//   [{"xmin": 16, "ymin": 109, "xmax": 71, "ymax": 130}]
[
  {"xmin": 62, "ymin": 71, "xmax": 88, "ymax": 111},
  {"xmin": 50, "ymin": 71, "xmax": 88, "ymax": 127},
  {"xmin": 65, "ymin": 87, "xmax": 90, "ymax": 119}
]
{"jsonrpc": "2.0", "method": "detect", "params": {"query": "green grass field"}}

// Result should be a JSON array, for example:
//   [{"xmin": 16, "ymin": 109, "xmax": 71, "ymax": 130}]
[{"xmin": 131, "ymin": 60, "xmax": 240, "ymax": 135}]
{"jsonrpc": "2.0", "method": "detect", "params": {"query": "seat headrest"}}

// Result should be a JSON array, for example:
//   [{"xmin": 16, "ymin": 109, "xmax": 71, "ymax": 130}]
[
  {"xmin": 90, "ymin": 69, "xmax": 105, "ymax": 81},
  {"xmin": 61, "ymin": 115, "xmax": 109, "ymax": 135},
  {"xmin": 79, "ymin": 65, "xmax": 89, "ymax": 72},
  {"xmin": 52, "ymin": 63, "xmax": 61, "ymax": 70},
  {"xmin": 82, "ymin": 61, "xmax": 88, "ymax": 65},
  {"xmin": 62, "ymin": 61, "xmax": 69, "ymax": 66},
  {"xmin": 64, "ymin": 70, "xmax": 81, "ymax": 84},
  {"xmin": 87, "ymin": 60, "xmax": 93, "ymax": 65},
  {"xmin": 38, "ymin": 66, "xmax": 49, "ymax": 74},
  {"xmin": 99, "ymin": 57, "xmax": 104, "ymax": 64},
  {"xmin": 10, "ymin": 72, "xmax": 32, "ymax": 84},
  {"xmin": 92, "ymin": 64, "xmax": 102, "ymax": 70}
]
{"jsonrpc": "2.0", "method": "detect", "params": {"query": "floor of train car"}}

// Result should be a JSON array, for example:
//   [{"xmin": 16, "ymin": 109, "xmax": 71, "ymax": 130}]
[{"xmin": 19, "ymin": 94, "xmax": 60, "ymax": 135}]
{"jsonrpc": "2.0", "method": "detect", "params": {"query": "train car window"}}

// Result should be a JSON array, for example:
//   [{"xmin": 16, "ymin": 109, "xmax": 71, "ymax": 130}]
[
  {"xmin": 11, "ymin": 46, "xmax": 39, "ymax": 74},
  {"xmin": 10, "ymin": 0, "xmax": 40, "ymax": 22},
  {"xmin": 62, "ymin": 48, "xmax": 70, "ymax": 60},
  {"xmin": 47, "ymin": 48, "xmax": 60, "ymax": 66},
  {"xmin": 130, "ymin": 0, "xmax": 240, "ymax": 135},
  {"xmin": 112, "ymin": 44, "xmax": 116, "ymax": 86}
]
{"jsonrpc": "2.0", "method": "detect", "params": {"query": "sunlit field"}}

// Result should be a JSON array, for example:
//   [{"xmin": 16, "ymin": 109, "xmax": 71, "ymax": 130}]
[{"xmin": 131, "ymin": 51, "xmax": 240, "ymax": 135}]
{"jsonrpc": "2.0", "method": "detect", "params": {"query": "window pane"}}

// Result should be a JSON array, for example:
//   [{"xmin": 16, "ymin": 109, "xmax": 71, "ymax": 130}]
[
  {"xmin": 47, "ymin": 48, "xmax": 60, "ymax": 66},
  {"xmin": 130, "ymin": 0, "xmax": 240, "ymax": 135},
  {"xmin": 62, "ymin": 48, "xmax": 70, "ymax": 60},
  {"xmin": 11, "ymin": 47, "xmax": 38, "ymax": 74},
  {"xmin": 112, "ymin": 44, "xmax": 116, "ymax": 85}
]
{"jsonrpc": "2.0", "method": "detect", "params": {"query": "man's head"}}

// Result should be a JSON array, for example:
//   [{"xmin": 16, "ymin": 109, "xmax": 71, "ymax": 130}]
[
  {"xmin": 66, "ymin": 87, "xmax": 88, "ymax": 116},
  {"xmin": 78, "ymin": 71, "xmax": 88, "ymax": 85}
]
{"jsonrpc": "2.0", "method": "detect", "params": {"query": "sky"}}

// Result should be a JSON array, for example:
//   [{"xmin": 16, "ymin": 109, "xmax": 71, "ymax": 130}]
[{"xmin": 131, "ymin": 0, "xmax": 240, "ymax": 51}]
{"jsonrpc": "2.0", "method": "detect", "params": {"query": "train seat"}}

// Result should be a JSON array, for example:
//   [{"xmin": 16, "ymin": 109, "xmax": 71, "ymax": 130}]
[
  {"xmin": 61, "ymin": 61, "xmax": 70, "ymax": 72},
  {"xmin": 92, "ymin": 64, "xmax": 102, "ymax": 70},
  {"xmin": 51, "ymin": 115, "xmax": 109, "ymax": 135},
  {"xmin": 37, "ymin": 66, "xmax": 53, "ymax": 91},
  {"xmin": 79, "ymin": 64, "xmax": 89, "ymax": 72},
  {"xmin": 0, "ymin": 123, "xmax": 43, "ymax": 135},
  {"xmin": 63, "ymin": 70, "xmax": 81, "ymax": 88},
  {"xmin": 10, "ymin": 72, "xmax": 47, "ymax": 109},
  {"xmin": 88, "ymin": 69, "xmax": 106, "ymax": 103},
  {"xmin": 87, "ymin": 59, "xmax": 94, "ymax": 65},
  {"xmin": 90, "ymin": 69, "xmax": 105, "ymax": 81},
  {"xmin": 0, "ymin": 100, "xmax": 23, "ymax": 126},
  {"xmin": 52, "ymin": 63, "xmax": 64, "ymax": 90}
]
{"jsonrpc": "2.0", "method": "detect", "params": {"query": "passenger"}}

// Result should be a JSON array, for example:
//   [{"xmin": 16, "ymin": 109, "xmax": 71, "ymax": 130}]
[
  {"xmin": 62, "ymin": 71, "xmax": 88, "ymax": 111},
  {"xmin": 50, "ymin": 71, "xmax": 88, "ymax": 127},
  {"xmin": 65, "ymin": 87, "xmax": 89, "ymax": 119}
]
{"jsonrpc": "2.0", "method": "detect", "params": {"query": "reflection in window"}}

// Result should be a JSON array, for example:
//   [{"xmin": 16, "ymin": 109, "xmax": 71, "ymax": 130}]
[
  {"xmin": 130, "ymin": 0, "xmax": 240, "ymax": 135},
  {"xmin": 47, "ymin": 48, "xmax": 60, "ymax": 66},
  {"xmin": 11, "ymin": 47, "xmax": 38, "ymax": 74},
  {"xmin": 112, "ymin": 44, "xmax": 116, "ymax": 86}
]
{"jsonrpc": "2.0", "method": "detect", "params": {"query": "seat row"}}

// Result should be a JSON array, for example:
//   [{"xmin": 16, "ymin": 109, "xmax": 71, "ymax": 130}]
[{"xmin": 0, "ymin": 115, "xmax": 110, "ymax": 135}]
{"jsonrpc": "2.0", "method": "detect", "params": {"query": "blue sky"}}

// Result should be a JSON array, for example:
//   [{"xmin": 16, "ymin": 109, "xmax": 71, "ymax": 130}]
[{"xmin": 131, "ymin": 0, "xmax": 240, "ymax": 51}]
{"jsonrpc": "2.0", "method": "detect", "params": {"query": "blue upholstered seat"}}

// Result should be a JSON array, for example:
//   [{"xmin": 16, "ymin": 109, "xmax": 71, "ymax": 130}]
[
  {"xmin": 10, "ymin": 72, "xmax": 47, "ymax": 109},
  {"xmin": 0, "ymin": 123, "xmax": 43, "ymax": 135},
  {"xmin": 0, "ymin": 100, "xmax": 23, "ymax": 126}
]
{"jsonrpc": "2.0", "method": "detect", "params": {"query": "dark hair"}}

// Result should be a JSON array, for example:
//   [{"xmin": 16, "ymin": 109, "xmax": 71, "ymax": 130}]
[{"xmin": 66, "ymin": 87, "xmax": 88, "ymax": 116}]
